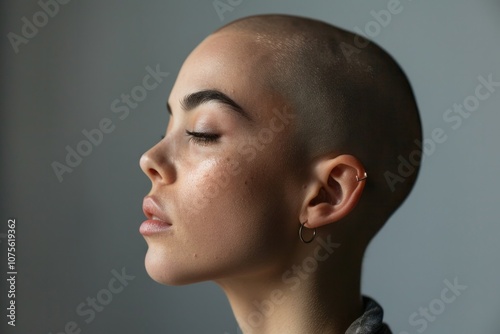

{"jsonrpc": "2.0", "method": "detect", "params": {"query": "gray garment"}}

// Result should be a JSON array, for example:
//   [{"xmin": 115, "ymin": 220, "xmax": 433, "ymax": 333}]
[{"xmin": 345, "ymin": 296, "xmax": 392, "ymax": 334}]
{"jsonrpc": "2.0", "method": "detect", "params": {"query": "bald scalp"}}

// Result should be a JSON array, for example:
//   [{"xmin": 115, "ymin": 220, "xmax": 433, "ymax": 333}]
[{"xmin": 214, "ymin": 15, "xmax": 422, "ymax": 238}]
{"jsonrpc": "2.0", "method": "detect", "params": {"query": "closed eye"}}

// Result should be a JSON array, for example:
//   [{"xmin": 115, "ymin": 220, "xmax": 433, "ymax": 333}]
[{"xmin": 185, "ymin": 130, "xmax": 220, "ymax": 146}]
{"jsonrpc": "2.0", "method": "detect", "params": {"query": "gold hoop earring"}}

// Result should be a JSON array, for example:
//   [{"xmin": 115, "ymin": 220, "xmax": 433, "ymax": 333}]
[{"xmin": 299, "ymin": 220, "xmax": 316, "ymax": 243}]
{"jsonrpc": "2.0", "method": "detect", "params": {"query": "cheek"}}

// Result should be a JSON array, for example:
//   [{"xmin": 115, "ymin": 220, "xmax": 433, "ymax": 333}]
[
  {"xmin": 177, "ymin": 155, "xmax": 272, "ymax": 250},
  {"xmin": 179, "ymin": 156, "xmax": 241, "ymax": 215},
  {"xmin": 181, "ymin": 153, "xmax": 293, "ymax": 265}
]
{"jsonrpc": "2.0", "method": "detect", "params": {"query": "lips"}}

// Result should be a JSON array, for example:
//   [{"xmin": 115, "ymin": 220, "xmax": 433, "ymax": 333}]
[
  {"xmin": 142, "ymin": 196, "xmax": 172, "ymax": 224},
  {"xmin": 140, "ymin": 196, "xmax": 172, "ymax": 236}
]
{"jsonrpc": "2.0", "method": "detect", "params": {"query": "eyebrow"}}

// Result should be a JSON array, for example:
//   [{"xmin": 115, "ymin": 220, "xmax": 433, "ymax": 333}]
[{"xmin": 166, "ymin": 89, "xmax": 253, "ymax": 122}]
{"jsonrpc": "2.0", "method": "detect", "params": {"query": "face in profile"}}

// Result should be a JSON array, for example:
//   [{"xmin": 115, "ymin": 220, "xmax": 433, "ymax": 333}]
[
  {"xmin": 139, "ymin": 31, "xmax": 305, "ymax": 286},
  {"xmin": 139, "ymin": 13, "xmax": 422, "ymax": 333}
]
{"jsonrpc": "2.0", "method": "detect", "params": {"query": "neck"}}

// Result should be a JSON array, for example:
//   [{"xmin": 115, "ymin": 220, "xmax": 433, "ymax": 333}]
[{"xmin": 215, "ymin": 238, "xmax": 364, "ymax": 334}]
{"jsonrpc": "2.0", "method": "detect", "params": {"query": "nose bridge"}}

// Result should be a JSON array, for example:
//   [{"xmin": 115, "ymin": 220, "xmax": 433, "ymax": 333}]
[{"xmin": 140, "ymin": 136, "xmax": 176, "ymax": 184}]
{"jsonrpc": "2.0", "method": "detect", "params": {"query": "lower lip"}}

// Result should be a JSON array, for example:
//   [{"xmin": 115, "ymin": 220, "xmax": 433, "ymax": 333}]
[{"xmin": 140, "ymin": 220, "xmax": 172, "ymax": 236}]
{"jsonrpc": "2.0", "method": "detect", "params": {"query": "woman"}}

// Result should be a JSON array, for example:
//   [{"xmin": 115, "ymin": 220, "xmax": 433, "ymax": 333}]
[{"xmin": 139, "ymin": 14, "xmax": 421, "ymax": 334}]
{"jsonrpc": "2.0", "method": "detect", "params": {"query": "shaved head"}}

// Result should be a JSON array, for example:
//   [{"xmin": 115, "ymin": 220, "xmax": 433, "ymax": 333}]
[
  {"xmin": 214, "ymin": 14, "xmax": 422, "ymax": 241},
  {"xmin": 140, "ymin": 15, "xmax": 423, "ymax": 328}
]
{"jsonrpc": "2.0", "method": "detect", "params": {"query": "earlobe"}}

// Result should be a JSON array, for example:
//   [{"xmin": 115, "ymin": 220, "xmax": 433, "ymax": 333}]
[{"xmin": 301, "ymin": 154, "xmax": 367, "ymax": 229}]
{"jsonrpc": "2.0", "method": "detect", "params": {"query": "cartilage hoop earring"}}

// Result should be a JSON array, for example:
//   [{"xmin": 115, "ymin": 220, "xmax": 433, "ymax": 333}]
[
  {"xmin": 299, "ymin": 221, "xmax": 316, "ymax": 243},
  {"xmin": 356, "ymin": 172, "xmax": 367, "ymax": 182}
]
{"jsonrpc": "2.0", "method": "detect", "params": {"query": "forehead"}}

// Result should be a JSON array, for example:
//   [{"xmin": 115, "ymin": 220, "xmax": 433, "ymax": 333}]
[{"xmin": 169, "ymin": 31, "xmax": 286, "ymax": 122}]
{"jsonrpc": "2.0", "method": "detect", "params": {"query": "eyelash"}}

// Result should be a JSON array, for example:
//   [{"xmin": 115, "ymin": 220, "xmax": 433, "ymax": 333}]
[
  {"xmin": 160, "ymin": 131, "xmax": 220, "ymax": 145},
  {"xmin": 185, "ymin": 130, "xmax": 220, "ymax": 145}
]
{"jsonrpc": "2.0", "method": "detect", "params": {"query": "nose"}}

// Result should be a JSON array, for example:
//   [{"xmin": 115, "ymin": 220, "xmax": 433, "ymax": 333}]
[{"xmin": 139, "ymin": 140, "xmax": 175, "ymax": 185}]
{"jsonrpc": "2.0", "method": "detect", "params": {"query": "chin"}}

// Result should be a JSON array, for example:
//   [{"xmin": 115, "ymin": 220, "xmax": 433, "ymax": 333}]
[{"xmin": 143, "ymin": 248, "xmax": 208, "ymax": 286}]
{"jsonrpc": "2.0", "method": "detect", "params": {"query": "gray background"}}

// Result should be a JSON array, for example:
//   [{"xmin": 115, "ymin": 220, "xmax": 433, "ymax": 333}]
[{"xmin": 1, "ymin": 0, "xmax": 499, "ymax": 333}]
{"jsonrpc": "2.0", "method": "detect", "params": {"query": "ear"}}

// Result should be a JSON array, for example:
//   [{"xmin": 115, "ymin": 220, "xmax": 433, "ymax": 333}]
[{"xmin": 300, "ymin": 154, "xmax": 367, "ymax": 229}]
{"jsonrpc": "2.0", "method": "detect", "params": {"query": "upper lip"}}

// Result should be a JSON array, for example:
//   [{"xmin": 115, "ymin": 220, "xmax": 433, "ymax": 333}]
[{"xmin": 142, "ymin": 196, "xmax": 172, "ymax": 224}]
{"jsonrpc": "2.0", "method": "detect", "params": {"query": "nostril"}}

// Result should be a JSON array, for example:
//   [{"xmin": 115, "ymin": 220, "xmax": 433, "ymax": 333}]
[{"xmin": 148, "ymin": 168, "xmax": 162, "ymax": 179}]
